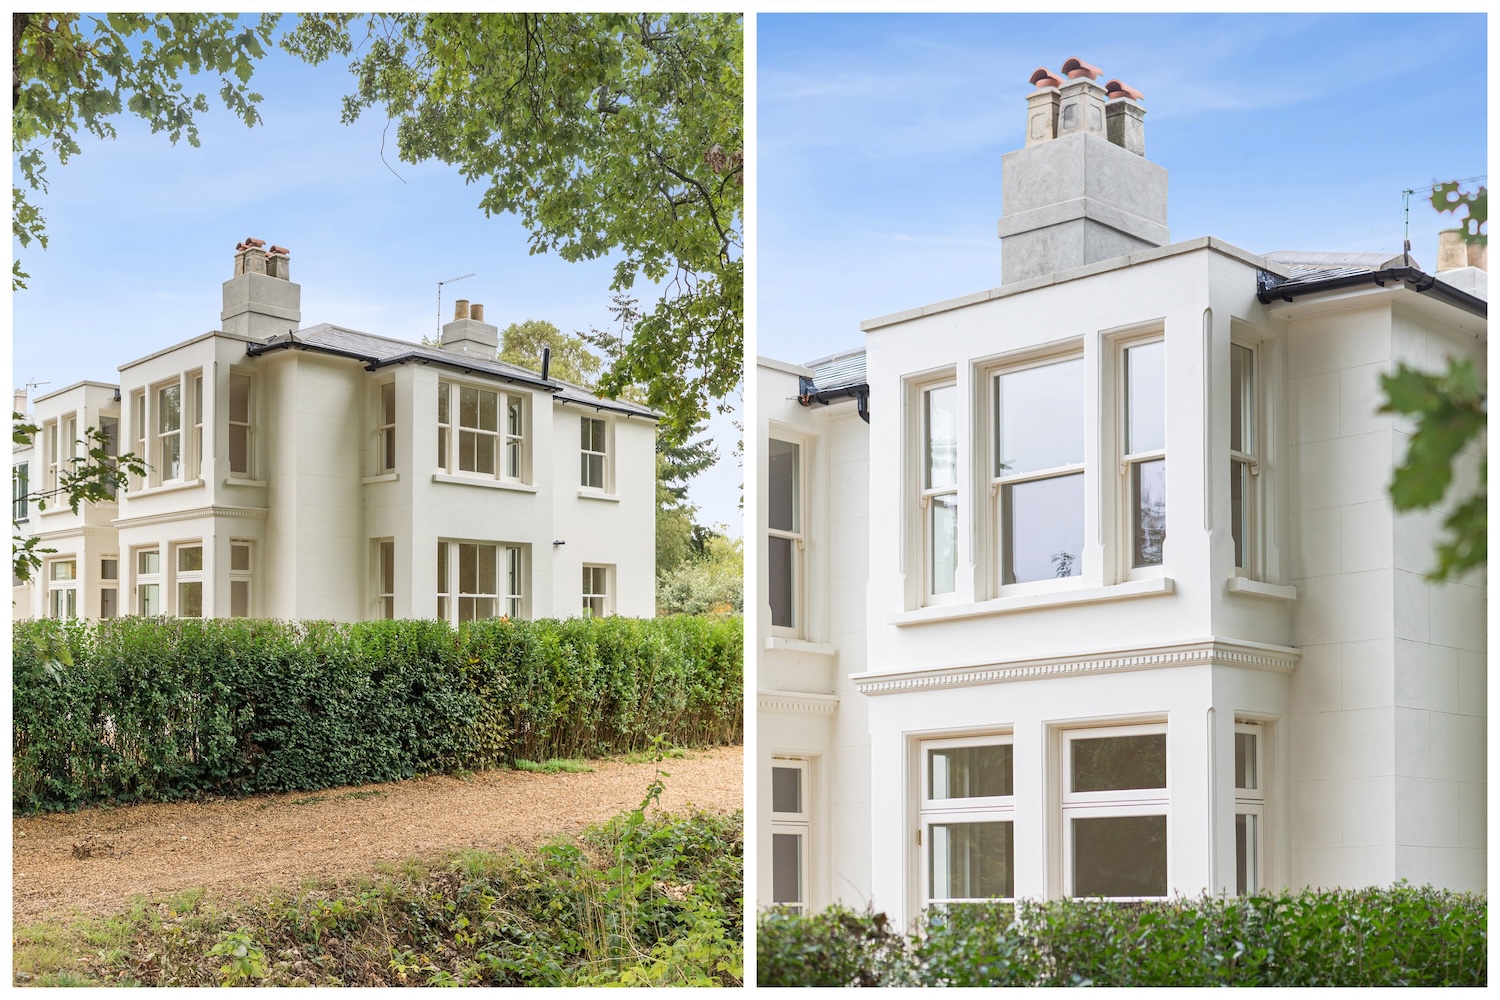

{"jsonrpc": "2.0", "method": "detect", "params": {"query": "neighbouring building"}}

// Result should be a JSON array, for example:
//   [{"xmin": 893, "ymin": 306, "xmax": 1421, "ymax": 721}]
[
  {"xmin": 757, "ymin": 59, "xmax": 1486, "ymax": 924},
  {"xmin": 14, "ymin": 239, "xmax": 658, "ymax": 624}
]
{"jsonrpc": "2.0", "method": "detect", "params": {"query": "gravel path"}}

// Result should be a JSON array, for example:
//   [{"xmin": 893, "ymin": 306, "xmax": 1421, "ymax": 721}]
[{"xmin": 12, "ymin": 745, "xmax": 742, "ymax": 924}]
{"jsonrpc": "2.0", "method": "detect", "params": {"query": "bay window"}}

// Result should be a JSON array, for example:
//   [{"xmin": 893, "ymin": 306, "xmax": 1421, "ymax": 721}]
[
  {"xmin": 921, "ymin": 735, "xmax": 1015, "ymax": 907},
  {"xmin": 230, "ymin": 542, "xmax": 252, "ymax": 618},
  {"xmin": 437, "ymin": 380, "xmax": 525, "ymax": 482},
  {"xmin": 229, "ymin": 372, "xmax": 253, "ymax": 477},
  {"xmin": 1121, "ymin": 340, "xmax": 1165, "ymax": 569},
  {"xmin": 48, "ymin": 559, "xmax": 78, "ymax": 619},
  {"xmin": 436, "ymin": 540, "xmax": 525, "ymax": 623},
  {"xmin": 137, "ymin": 548, "xmax": 162, "ymax": 615},
  {"xmin": 377, "ymin": 540, "xmax": 395, "ymax": 620},
  {"xmin": 1230, "ymin": 344, "xmax": 1258, "ymax": 574},
  {"xmin": 1062, "ymin": 725, "xmax": 1168, "ymax": 898},
  {"xmin": 191, "ymin": 373, "xmax": 203, "ymax": 478},
  {"xmin": 100, "ymin": 557, "xmax": 118, "ymax": 619},
  {"xmin": 176, "ymin": 543, "xmax": 203, "ymax": 617},
  {"xmin": 922, "ymin": 383, "xmax": 959, "ymax": 601},
  {"xmin": 770, "ymin": 758, "xmax": 811, "ymax": 913},
  {"xmin": 1235, "ymin": 722, "xmax": 1264, "ymax": 895},
  {"xmin": 13, "ymin": 461, "xmax": 28, "ymax": 520},
  {"xmin": 767, "ymin": 437, "xmax": 802, "ymax": 631},
  {"xmin": 157, "ymin": 381, "xmax": 182, "ymax": 483},
  {"xmin": 993, "ymin": 356, "xmax": 1084, "ymax": 586},
  {"xmin": 100, "ymin": 415, "xmax": 119, "ymax": 499}
]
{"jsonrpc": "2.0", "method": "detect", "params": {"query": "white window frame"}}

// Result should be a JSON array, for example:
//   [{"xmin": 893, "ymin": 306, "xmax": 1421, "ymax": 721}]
[
  {"xmin": 504, "ymin": 396, "xmax": 525, "ymax": 480},
  {"xmin": 580, "ymin": 415, "xmax": 608, "ymax": 490},
  {"xmin": 919, "ymin": 733, "xmax": 1016, "ymax": 908},
  {"xmin": 767, "ymin": 435, "xmax": 804, "ymax": 636},
  {"xmin": 1117, "ymin": 336, "xmax": 1166, "ymax": 578},
  {"xmin": 582, "ymin": 564, "xmax": 610, "ymax": 617},
  {"xmin": 989, "ymin": 352, "xmax": 1086, "ymax": 596},
  {"xmin": 130, "ymin": 389, "xmax": 146, "ymax": 491},
  {"xmin": 1061, "ymin": 723, "xmax": 1169, "ymax": 900},
  {"xmin": 229, "ymin": 542, "xmax": 252, "ymax": 618},
  {"xmin": 47, "ymin": 557, "xmax": 78, "ymax": 619},
  {"xmin": 228, "ymin": 370, "xmax": 254, "ymax": 478},
  {"xmin": 175, "ymin": 542, "xmax": 204, "ymax": 618},
  {"xmin": 99, "ymin": 414, "xmax": 120, "ymax": 500},
  {"xmin": 13, "ymin": 461, "xmax": 29, "ymax": 521},
  {"xmin": 436, "ymin": 539, "xmax": 526, "ymax": 624},
  {"xmin": 1230, "ymin": 341, "xmax": 1260, "ymax": 578},
  {"xmin": 376, "ymin": 539, "xmax": 395, "ymax": 620},
  {"xmin": 136, "ymin": 547, "xmax": 162, "ymax": 616},
  {"xmin": 43, "ymin": 418, "xmax": 59, "ymax": 497},
  {"xmin": 770, "ymin": 757, "xmax": 812, "ymax": 913},
  {"xmin": 100, "ymin": 555, "xmax": 119, "ymax": 619},
  {"xmin": 918, "ymin": 379, "xmax": 960, "ymax": 606},
  {"xmin": 376, "ymin": 379, "xmax": 397, "ymax": 475},
  {"xmin": 1234, "ymin": 721, "xmax": 1265, "ymax": 896},
  {"xmin": 155, "ymin": 379, "xmax": 184, "ymax": 485},
  {"xmin": 190, "ymin": 371, "xmax": 204, "ymax": 480},
  {"xmin": 437, "ymin": 380, "xmax": 526, "ymax": 483}
]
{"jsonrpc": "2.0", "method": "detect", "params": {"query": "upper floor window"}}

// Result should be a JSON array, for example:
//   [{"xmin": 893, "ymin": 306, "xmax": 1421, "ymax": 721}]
[
  {"xmin": 1230, "ymin": 344, "xmax": 1258, "ymax": 575},
  {"xmin": 100, "ymin": 415, "xmax": 119, "ymax": 499},
  {"xmin": 191, "ymin": 374, "xmax": 204, "ymax": 478},
  {"xmin": 1062, "ymin": 724, "xmax": 1168, "ymax": 899},
  {"xmin": 13, "ymin": 462, "xmax": 28, "ymax": 521},
  {"xmin": 48, "ymin": 558, "xmax": 78, "ymax": 619},
  {"xmin": 922, "ymin": 383, "xmax": 959, "ymax": 601},
  {"xmin": 994, "ymin": 357, "xmax": 1084, "ymax": 586},
  {"xmin": 921, "ymin": 735, "xmax": 1015, "ymax": 907},
  {"xmin": 767, "ymin": 438, "xmax": 801, "ymax": 632},
  {"xmin": 437, "ymin": 380, "xmax": 526, "ymax": 482},
  {"xmin": 131, "ymin": 390, "xmax": 146, "ymax": 490},
  {"xmin": 157, "ymin": 381, "xmax": 183, "ymax": 483},
  {"xmin": 44, "ymin": 418, "xmax": 59, "ymax": 496},
  {"xmin": 580, "ymin": 416, "xmax": 607, "ymax": 489},
  {"xmin": 1122, "ymin": 340, "xmax": 1165, "ymax": 570},
  {"xmin": 377, "ymin": 381, "xmax": 396, "ymax": 474},
  {"xmin": 229, "ymin": 372, "xmax": 253, "ymax": 477}
]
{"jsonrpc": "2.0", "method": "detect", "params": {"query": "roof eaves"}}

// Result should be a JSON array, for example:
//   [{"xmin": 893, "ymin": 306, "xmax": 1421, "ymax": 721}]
[{"xmin": 1256, "ymin": 266, "xmax": 1487, "ymax": 319}]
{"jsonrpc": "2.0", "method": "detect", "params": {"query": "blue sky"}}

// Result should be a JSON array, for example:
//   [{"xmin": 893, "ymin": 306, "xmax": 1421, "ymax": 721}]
[
  {"xmin": 10, "ymin": 22, "xmax": 742, "ymax": 535},
  {"xmin": 757, "ymin": 13, "xmax": 1488, "ymax": 364}
]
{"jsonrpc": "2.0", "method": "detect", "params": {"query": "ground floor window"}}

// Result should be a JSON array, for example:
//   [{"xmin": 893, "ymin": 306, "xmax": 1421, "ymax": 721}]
[
  {"xmin": 1062, "ymin": 724, "xmax": 1168, "ymax": 899},
  {"xmin": 1235, "ymin": 721, "xmax": 1264, "ymax": 895},
  {"xmin": 920, "ymin": 734, "xmax": 1015, "ymax": 905},
  {"xmin": 48, "ymin": 558, "xmax": 78, "ymax": 619},
  {"xmin": 582, "ymin": 564, "xmax": 609, "ymax": 617},
  {"xmin": 770, "ymin": 757, "xmax": 811, "ymax": 913},
  {"xmin": 176, "ymin": 543, "xmax": 203, "ymax": 618},
  {"xmin": 100, "ymin": 556, "xmax": 118, "ymax": 619},
  {"xmin": 377, "ymin": 540, "xmax": 396, "ymax": 620},
  {"xmin": 136, "ymin": 548, "xmax": 161, "ymax": 615},
  {"xmin": 437, "ymin": 540, "xmax": 525, "ymax": 624},
  {"xmin": 230, "ymin": 542, "xmax": 252, "ymax": 618}
]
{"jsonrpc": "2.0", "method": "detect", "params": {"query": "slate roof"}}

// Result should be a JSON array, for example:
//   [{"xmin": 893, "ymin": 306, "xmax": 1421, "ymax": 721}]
[{"xmin": 802, "ymin": 349, "xmax": 868, "ymax": 394}]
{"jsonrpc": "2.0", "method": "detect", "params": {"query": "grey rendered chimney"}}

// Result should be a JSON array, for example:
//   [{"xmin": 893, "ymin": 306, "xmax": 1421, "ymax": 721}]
[{"xmin": 222, "ymin": 238, "xmax": 301, "ymax": 338}]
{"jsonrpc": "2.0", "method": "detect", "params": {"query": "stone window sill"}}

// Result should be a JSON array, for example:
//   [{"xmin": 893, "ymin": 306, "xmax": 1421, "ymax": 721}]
[
  {"xmin": 1226, "ymin": 577, "xmax": 1297, "ymax": 601},
  {"xmin": 127, "ymin": 478, "xmax": 204, "ymax": 499},
  {"xmin": 577, "ymin": 488, "xmax": 620, "ymax": 502},
  {"xmin": 361, "ymin": 473, "xmax": 399, "ymax": 485},
  {"xmin": 765, "ymin": 637, "xmax": 838, "ymax": 657},
  {"xmin": 431, "ymin": 472, "xmax": 537, "ymax": 494},
  {"xmin": 887, "ymin": 577, "xmax": 1175, "ymax": 627},
  {"xmin": 224, "ymin": 477, "xmax": 267, "ymax": 488}
]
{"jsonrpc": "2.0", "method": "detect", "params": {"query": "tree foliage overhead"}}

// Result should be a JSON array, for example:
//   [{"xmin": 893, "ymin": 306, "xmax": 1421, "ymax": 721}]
[
  {"xmin": 497, "ymin": 319, "xmax": 604, "ymax": 388},
  {"xmin": 11, "ymin": 12, "xmax": 279, "ymax": 288},
  {"xmin": 1430, "ymin": 182, "xmax": 1486, "ymax": 244},
  {"xmin": 284, "ymin": 12, "xmax": 744, "ymax": 438}
]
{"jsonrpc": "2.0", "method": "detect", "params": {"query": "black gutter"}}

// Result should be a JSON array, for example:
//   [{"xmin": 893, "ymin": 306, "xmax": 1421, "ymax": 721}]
[
  {"xmin": 247, "ymin": 335, "xmax": 556, "ymax": 391},
  {"xmin": 798, "ymin": 375, "xmax": 871, "ymax": 423},
  {"xmin": 246, "ymin": 334, "xmax": 384, "ymax": 370},
  {"xmin": 1257, "ymin": 266, "xmax": 1487, "ymax": 319}
]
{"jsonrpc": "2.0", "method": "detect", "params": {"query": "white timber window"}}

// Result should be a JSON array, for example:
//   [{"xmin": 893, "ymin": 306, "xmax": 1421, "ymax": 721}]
[
  {"xmin": 156, "ymin": 380, "xmax": 183, "ymax": 484},
  {"xmin": 505, "ymin": 397, "xmax": 524, "ymax": 480},
  {"xmin": 176, "ymin": 543, "xmax": 203, "ymax": 618},
  {"xmin": 1235, "ymin": 722, "xmax": 1264, "ymax": 896},
  {"xmin": 100, "ymin": 556, "xmax": 119, "ymax": 619},
  {"xmin": 48, "ymin": 558, "xmax": 78, "ymax": 619},
  {"xmin": 921, "ymin": 735, "xmax": 1015, "ymax": 907},
  {"xmin": 582, "ymin": 564, "xmax": 609, "ymax": 617},
  {"xmin": 230, "ymin": 542, "xmax": 253, "ymax": 618},
  {"xmin": 100, "ymin": 415, "xmax": 119, "ymax": 499},
  {"xmin": 770, "ymin": 757, "xmax": 811, "ymax": 913},
  {"xmin": 191, "ymin": 372, "xmax": 204, "ymax": 478},
  {"xmin": 61, "ymin": 414, "xmax": 77, "ymax": 490},
  {"xmin": 1121, "ymin": 339, "xmax": 1166, "ymax": 571},
  {"xmin": 1230, "ymin": 343, "xmax": 1259, "ymax": 576},
  {"xmin": 437, "ymin": 380, "xmax": 525, "ymax": 482},
  {"xmin": 767, "ymin": 437, "xmax": 802, "ymax": 633},
  {"xmin": 377, "ymin": 540, "xmax": 395, "ymax": 620},
  {"xmin": 580, "ymin": 416, "xmax": 608, "ymax": 489},
  {"xmin": 1062, "ymin": 724, "xmax": 1168, "ymax": 899},
  {"xmin": 43, "ymin": 419, "xmax": 59, "ymax": 497},
  {"xmin": 229, "ymin": 371, "xmax": 253, "ymax": 477},
  {"xmin": 377, "ymin": 380, "xmax": 396, "ymax": 474},
  {"xmin": 921, "ymin": 382, "xmax": 959, "ymax": 603},
  {"xmin": 993, "ymin": 355, "xmax": 1085, "ymax": 588},
  {"xmin": 436, "ymin": 540, "xmax": 525, "ymax": 624},
  {"xmin": 131, "ymin": 390, "xmax": 146, "ymax": 490},
  {"xmin": 137, "ymin": 548, "xmax": 162, "ymax": 616},
  {"xmin": 13, "ymin": 461, "xmax": 28, "ymax": 521}
]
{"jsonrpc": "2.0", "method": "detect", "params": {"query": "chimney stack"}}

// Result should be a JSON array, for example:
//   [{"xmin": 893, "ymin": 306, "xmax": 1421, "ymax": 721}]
[
  {"xmin": 440, "ymin": 296, "xmax": 498, "ymax": 358},
  {"xmin": 1437, "ymin": 229, "xmax": 1467, "ymax": 271},
  {"xmin": 14, "ymin": 387, "xmax": 27, "ymax": 416},
  {"xmin": 222, "ymin": 237, "xmax": 301, "ymax": 338},
  {"xmin": 998, "ymin": 58, "xmax": 1167, "ymax": 285}
]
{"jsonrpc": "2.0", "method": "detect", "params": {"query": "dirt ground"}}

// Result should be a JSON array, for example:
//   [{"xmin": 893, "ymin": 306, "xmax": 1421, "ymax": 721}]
[{"xmin": 12, "ymin": 745, "xmax": 742, "ymax": 924}]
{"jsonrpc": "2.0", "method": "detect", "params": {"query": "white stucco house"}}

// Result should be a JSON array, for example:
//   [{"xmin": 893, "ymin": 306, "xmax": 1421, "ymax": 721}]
[
  {"xmin": 756, "ymin": 63, "xmax": 1486, "ymax": 925},
  {"xmin": 14, "ymin": 238, "xmax": 658, "ymax": 624}
]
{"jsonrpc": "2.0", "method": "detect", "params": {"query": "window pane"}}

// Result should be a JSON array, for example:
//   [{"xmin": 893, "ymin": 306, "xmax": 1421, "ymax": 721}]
[
  {"xmin": 231, "ymin": 580, "xmax": 249, "ymax": 618},
  {"xmin": 477, "ymin": 434, "xmax": 496, "ymax": 476},
  {"xmin": 101, "ymin": 558, "xmax": 118, "ymax": 580},
  {"xmin": 1235, "ymin": 731, "xmax": 1258, "ymax": 790},
  {"xmin": 380, "ymin": 381, "xmax": 395, "ymax": 424},
  {"xmin": 925, "ymin": 385, "xmax": 958, "ymax": 490},
  {"xmin": 230, "ymin": 425, "xmax": 250, "ymax": 475},
  {"xmin": 140, "ymin": 583, "xmax": 160, "ymax": 616},
  {"xmin": 479, "ymin": 544, "xmax": 496, "ymax": 594},
  {"xmin": 380, "ymin": 541, "xmax": 395, "ymax": 594},
  {"xmin": 931, "ymin": 822, "xmax": 1013, "ymax": 900},
  {"xmin": 1236, "ymin": 813, "xmax": 1259, "ymax": 895},
  {"xmin": 459, "ymin": 543, "xmax": 477, "ymax": 594},
  {"xmin": 929, "ymin": 744, "xmax": 1012, "ymax": 800},
  {"xmin": 772, "ymin": 833, "xmax": 803, "ymax": 905},
  {"xmin": 438, "ymin": 382, "xmax": 450, "ymax": 424},
  {"xmin": 1071, "ymin": 734, "xmax": 1166, "ymax": 792},
  {"xmin": 459, "ymin": 595, "xmax": 476, "ymax": 622},
  {"xmin": 768, "ymin": 439, "xmax": 800, "ymax": 533},
  {"xmin": 178, "ymin": 581, "xmax": 203, "ymax": 618},
  {"xmin": 508, "ymin": 400, "xmax": 522, "ymax": 436},
  {"xmin": 437, "ymin": 543, "xmax": 448, "ymax": 596},
  {"xmin": 50, "ymin": 560, "xmax": 76, "ymax": 581},
  {"xmin": 930, "ymin": 494, "xmax": 958, "ymax": 595},
  {"xmin": 508, "ymin": 548, "xmax": 521, "ymax": 600},
  {"xmin": 506, "ymin": 439, "xmax": 521, "ymax": 479},
  {"xmin": 768, "ymin": 536, "xmax": 795, "ymax": 628},
  {"xmin": 158, "ymin": 384, "xmax": 181, "ymax": 432},
  {"xmin": 231, "ymin": 544, "xmax": 250, "ymax": 573},
  {"xmin": 138, "ymin": 550, "xmax": 159, "ymax": 575},
  {"xmin": 1231, "ymin": 344, "xmax": 1253, "ymax": 454},
  {"xmin": 101, "ymin": 589, "xmax": 118, "ymax": 619},
  {"xmin": 178, "ymin": 546, "xmax": 203, "ymax": 572},
  {"xmin": 460, "ymin": 386, "xmax": 479, "ymax": 428},
  {"xmin": 997, "ymin": 358, "xmax": 1083, "ymax": 476},
  {"xmin": 231, "ymin": 373, "xmax": 251, "ymax": 423},
  {"xmin": 1072, "ymin": 815, "xmax": 1167, "ymax": 897},
  {"xmin": 162, "ymin": 434, "xmax": 182, "ymax": 481},
  {"xmin": 478, "ymin": 390, "xmax": 498, "ymax": 433},
  {"xmin": 772, "ymin": 766, "xmax": 802, "ymax": 814},
  {"xmin": 437, "ymin": 427, "xmax": 448, "ymax": 468},
  {"xmin": 1125, "ymin": 341, "xmax": 1164, "ymax": 454},
  {"xmin": 1003, "ymin": 473, "xmax": 1083, "ymax": 584},
  {"xmin": 1132, "ymin": 458, "xmax": 1166, "ymax": 567},
  {"xmin": 1231, "ymin": 459, "xmax": 1248, "ymax": 569}
]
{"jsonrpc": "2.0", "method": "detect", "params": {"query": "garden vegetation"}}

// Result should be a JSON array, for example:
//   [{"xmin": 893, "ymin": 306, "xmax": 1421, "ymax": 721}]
[
  {"xmin": 13, "ymin": 615, "xmax": 741, "ymax": 814},
  {"xmin": 758, "ymin": 887, "xmax": 1486, "ymax": 987}
]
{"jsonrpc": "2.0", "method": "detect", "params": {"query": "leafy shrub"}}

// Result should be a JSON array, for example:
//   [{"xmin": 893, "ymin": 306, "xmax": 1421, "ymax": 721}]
[
  {"xmin": 13, "ymin": 615, "xmax": 742, "ymax": 814},
  {"xmin": 758, "ymin": 886, "xmax": 1487, "ymax": 987},
  {"xmin": 656, "ymin": 536, "xmax": 743, "ymax": 616},
  {"xmin": 757, "ymin": 906, "xmax": 912, "ymax": 987}
]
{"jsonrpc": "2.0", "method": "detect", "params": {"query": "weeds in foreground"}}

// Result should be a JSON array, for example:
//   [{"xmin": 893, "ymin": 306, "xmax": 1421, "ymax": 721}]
[{"xmin": 512, "ymin": 758, "xmax": 594, "ymax": 774}]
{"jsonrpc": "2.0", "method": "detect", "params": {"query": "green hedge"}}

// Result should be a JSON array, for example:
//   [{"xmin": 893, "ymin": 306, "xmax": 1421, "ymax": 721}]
[
  {"xmin": 13, "ymin": 615, "xmax": 742, "ymax": 815},
  {"xmin": 758, "ymin": 887, "xmax": 1487, "ymax": 987}
]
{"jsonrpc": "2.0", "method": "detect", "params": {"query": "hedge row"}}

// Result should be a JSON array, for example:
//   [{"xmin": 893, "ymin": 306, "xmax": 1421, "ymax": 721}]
[
  {"xmin": 14, "ymin": 615, "xmax": 742, "ymax": 815},
  {"xmin": 758, "ymin": 886, "xmax": 1487, "ymax": 987}
]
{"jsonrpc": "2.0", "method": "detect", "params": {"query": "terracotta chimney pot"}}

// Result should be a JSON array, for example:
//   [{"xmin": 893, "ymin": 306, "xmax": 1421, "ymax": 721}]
[
  {"xmin": 1029, "ymin": 67, "xmax": 1063, "ymax": 88},
  {"xmin": 1104, "ymin": 79, "xmax": 1144, "ymax": 101},
  {"xmin": 470, "ymin": 303, "xmax": 484, "ymax": 322},
  {"xmin": 1061, "ymin": 57, "xmax": 1102, "ymax": 80}
]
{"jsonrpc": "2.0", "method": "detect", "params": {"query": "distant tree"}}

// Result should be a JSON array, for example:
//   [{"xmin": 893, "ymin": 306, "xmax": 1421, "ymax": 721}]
[
  {"xmin": 12, "ymin": 12, "xmax": 279, "ymax": 288},
  {"xmin": 283, "ymin": 12, "xmax": 743, "ymax": 439},
  {"xmin": 657, "ymin": 531, "xmax": 742, "ymax": 616},
  {"xmin": 497, "ymin": 319, "xmax": 603, "ymax": 388},
  {"xmin": 1430, "ymin": 182, "xmax": 1486, "ymax": 245}
]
